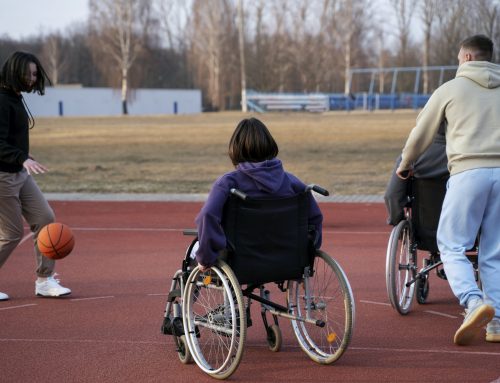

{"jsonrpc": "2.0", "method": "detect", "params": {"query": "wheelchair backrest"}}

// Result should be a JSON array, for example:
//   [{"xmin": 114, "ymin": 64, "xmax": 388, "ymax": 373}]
[
  {"xmin": 222, "ymin": 192, "xmax": 311, "ymax": 285},
  {"xmin": 411, "ymin": 176, "xmax": 449, "ymax": 252}
]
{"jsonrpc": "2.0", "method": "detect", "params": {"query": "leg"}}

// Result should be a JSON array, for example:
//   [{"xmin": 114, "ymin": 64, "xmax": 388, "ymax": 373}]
[
  {"xmin": 437, "ymin": 170, "xmax": 486, "ymax": 306},
  {"xmin": 0, "ymin": 172, "xmax": 26, "ymax": 269},
  {"xmin": 477, "ymin": 168, "xmax": 500, "ymax": 322},
  {"xmin": 384, "ymin": 157, "xmax": 408, "ymax": 225},
  {"xmin": 19, "ymin": 173, "xmax": 70, "ymax": 297},
  {"xmin": 437, "ymin": 169, "xmax": 495, "ymax": 344},
  {"xmin": 19, "ymin": 173, "xmax": 55, "ymax": 277}
]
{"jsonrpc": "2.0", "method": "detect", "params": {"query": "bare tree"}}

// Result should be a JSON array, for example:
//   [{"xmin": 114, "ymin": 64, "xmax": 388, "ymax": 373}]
[
  {"xmin": 433, "ymin": 0, "xmax": 474, "ymax": 65},
  {"xmin": 237, "ymin": 0, "xmax": 247, "ymax": 112},
  {"xmin": 419, "ymin": 0, "xmax": 438, "ymax": 93},
  {"xmin": 188, "ymin": 0, "xmax": 239, "ymax": 110},
  {"xmin": 89, "ymin": 0, "xmax": 153, "ymax": 114},
  {"xmin": 390, "ymin": 0, "xmax": 417, "ymax": 67},
  {"xmin": 474, "ymin": 0, "xmax": 499, "ymax": 61},
  {"xmin": 326, "ymin": 0, "xmax": 372, "ymax": 94},
  {"xmin": 41, "ymin": 33, "xmax": 67, "ymax": 85}
]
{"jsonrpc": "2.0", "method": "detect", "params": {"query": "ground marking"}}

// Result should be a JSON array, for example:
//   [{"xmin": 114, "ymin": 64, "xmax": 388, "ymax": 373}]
[
  {"xmin": 360, "ymin": 299, "xmax": 391, "ymax": 306},
  {"xmin": 70, "ymin": 296, "xmax": 115, "ymax": 302},
  {"xmin": 1, "ymin": 337, "xmax": 499, "ymax": 357},
  {"xmin": 424, "ymin": 310, "xmax": 458, "ymax": 319},
  {"xmin": 360, "ymin": 299, "xmax": 459, "ymax": 319},
  {"xmin": 19, "ymin": 233, "xmax": 33, "ymax": 245},
  {"xmin": 0, "ymin": 303, "xmax": 37, "ymax": 311}
]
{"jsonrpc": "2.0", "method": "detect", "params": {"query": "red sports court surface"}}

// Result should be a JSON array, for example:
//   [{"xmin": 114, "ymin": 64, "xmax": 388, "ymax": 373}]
[{"xmin": 0, "ymin": 201, "xmax": 499, "ymax": 383}]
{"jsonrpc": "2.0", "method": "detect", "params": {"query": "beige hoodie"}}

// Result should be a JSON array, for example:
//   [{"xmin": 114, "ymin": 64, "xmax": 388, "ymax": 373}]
[{"xmin": 400, "ymin": 61, "xmax": 500, "ymax": 175}]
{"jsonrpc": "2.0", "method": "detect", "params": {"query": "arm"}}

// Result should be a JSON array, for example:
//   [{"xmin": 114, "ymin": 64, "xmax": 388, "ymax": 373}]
[{"xmin": 194, "ymin": 181, "xmax": 230, "ymax": 269}]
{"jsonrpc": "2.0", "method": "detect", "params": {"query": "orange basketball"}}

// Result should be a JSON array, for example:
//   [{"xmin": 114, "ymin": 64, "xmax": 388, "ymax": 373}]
[{"xmin": 37, "ymin": 223, "xmax": 75, "ymax": 260}]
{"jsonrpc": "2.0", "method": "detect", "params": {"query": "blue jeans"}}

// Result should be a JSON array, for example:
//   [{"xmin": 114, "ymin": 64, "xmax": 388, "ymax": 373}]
[{"xmin": 437, "ymin": 168, "xmax": 500, "ymax": 320}]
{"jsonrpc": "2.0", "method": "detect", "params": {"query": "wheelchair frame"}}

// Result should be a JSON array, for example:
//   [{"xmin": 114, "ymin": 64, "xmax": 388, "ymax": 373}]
[
  {"xmin": 385, "ymin": 178, "xmax": 480, "ymax": 315},
  {"xmin": 161, "ymin": 186, "xmax": 355, "ymax": 379}
]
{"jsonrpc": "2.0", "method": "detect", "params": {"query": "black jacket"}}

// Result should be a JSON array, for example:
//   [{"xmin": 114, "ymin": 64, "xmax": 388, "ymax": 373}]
[{"xmin": 0, "ymin": 88, "xmax": 29, "ymax": 172}]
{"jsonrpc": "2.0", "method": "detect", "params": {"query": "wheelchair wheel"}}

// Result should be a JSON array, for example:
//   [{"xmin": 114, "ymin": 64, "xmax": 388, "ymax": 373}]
[
  {"xmin": 176, "ymin": 335, "xmax": 193, "ymax": 364},
  {"xmin": 266, "ymin": 324, "xmax": 282, "ymax": 352},
  {"xmin": 386, "ymin": 220, "xmax": 417, "ymax": 315},
  {"xmin": 415, "ymin": 274, "xmax": 429, "ymax": 304},
  {"xmin": 288, "ymin": 250, "xmax": 354, "ymax": 364},
  {"xmin": 182, "ymin": 260, "xmax": 246, "ymax": 380}
]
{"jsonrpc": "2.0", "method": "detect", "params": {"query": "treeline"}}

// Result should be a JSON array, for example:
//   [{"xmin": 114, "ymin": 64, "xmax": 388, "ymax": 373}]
[{"xmin": 1, "ymin": 0, "xmax": 499, "ymax": 112}]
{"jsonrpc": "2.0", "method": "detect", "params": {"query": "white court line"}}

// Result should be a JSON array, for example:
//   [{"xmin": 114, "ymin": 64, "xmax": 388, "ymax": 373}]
[
  {"xmin": 360, "ymin": 299, "xmax": 391, "ymax": 307},
  {"xmin": 71, "ymin": 227, "xmax": 183, "ymax": 232},
  {"xmin": 70, "ymin": 296, "xmax": 115, "ymax": 302},
  {"xmin": 0, "ymin": 338, "xmax": 163, "ymax": 345},
  {"xmin": 1, "ymin": 338, "xmax": 499, "ymax": 357},
  {"xmin": 19, "ymin": 233, "xmax": 33, "ymax": 245},
  {"xmin": 360, "ymin": 300, "xmax": 459, "ymax": 319},
  {"xmin": 324, "ymin": 230, "xmax": 389, "ymax": 235},
  {"xmin": 0, "ymin": 303, "xmax": 37, "ymax": 311},
  {"xmin": 147, "ymin": 293, "xmax": 168, "ymax": 296},
  {"xmin": 349, "ymin": 346, "xmax": 500, "ymax": 357},
  {"xmin": 424, "ymin": 310, "xmax": 458, "ymax": 319}
]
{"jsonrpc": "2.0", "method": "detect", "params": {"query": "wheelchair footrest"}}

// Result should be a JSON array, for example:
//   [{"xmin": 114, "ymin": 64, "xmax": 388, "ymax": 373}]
[{"xmin": 161, "ymin": 316, "xmax": 184, "ymax": 336}]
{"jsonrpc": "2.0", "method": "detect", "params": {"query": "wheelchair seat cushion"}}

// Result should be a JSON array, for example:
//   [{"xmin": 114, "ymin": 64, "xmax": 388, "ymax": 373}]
[{"xmin": 222, "ymin": 192, "xmax": 311, "ymax": 285}]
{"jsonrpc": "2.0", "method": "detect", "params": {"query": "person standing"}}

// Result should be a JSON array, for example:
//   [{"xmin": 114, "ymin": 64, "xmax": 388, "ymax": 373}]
[
  {"xmin": 396, "ymin": 35, "xmax": 500, "ymax": 345},
  {"xmin": 0, "ymin": 51, "xmax": 71, "ymax": 300}
]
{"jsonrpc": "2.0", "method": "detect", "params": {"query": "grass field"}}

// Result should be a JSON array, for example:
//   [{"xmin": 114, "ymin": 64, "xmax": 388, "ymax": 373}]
[{"xmin": 29, "ymin": 111, "xmax": 418, "ymax": 195}]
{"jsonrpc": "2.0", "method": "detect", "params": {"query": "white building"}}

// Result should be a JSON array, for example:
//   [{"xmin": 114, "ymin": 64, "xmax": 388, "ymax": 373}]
[{"xmin": 23, "ymin": 87, "xmax": 202, "ymax": 117}]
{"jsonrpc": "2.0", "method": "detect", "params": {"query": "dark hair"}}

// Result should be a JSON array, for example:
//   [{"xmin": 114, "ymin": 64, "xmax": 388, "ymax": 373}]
[
  {"xmin": 0, "ymin": 51, "xmax": 50, "ymax": 94},
  {"xmin": 460, "ymin": 35, "xmax": 494, "ymax": 61},
  {"xmin": 228, "ymin": 118, "xmax": 279, "ymax": 166}
]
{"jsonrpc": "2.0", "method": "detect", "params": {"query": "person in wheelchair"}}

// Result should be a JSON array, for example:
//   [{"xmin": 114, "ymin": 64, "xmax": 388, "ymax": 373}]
[
  {"xmin": 384, "ymin": 121, "xmax": 448, "ymax": 226},
  {"xmin": 193, "ymin": 117, "xmax": 323, "ymax": 272}
]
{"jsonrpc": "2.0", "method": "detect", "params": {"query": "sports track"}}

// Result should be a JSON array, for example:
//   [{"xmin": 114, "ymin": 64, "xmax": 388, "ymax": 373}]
[{"xmin": 1, "ymin": 198, "xmax": 499, "ymax": 383}]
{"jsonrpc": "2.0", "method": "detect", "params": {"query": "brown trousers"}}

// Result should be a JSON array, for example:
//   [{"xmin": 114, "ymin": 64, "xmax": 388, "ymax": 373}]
[{"xmin": 0, "ymin": 169, "xmax": 55, "ymax": 277}]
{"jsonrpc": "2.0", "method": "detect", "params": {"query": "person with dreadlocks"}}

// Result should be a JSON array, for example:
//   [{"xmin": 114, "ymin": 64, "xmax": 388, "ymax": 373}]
[{"xmin": 0, "ymin": 51, "xmax": 71, "ymax": 301}]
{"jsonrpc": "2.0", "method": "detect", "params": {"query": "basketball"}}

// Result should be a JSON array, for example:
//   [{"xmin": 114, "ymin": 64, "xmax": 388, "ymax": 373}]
[{"xmin": 37, "ymin": 223, "xmax": 75, "ymax": 260}]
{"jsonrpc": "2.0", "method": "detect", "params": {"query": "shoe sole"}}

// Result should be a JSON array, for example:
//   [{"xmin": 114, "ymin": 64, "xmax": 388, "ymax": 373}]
[
  {"xmin": 454, "ymin": 305, "xmax": 495, "ymax": 346},
  {"xmin": 36, "ymin": 292, "xmax": 71, "ymax": 297},
  {"xmin": 486, "ymin": 333, "xmax": 500, "ymax": 342}
]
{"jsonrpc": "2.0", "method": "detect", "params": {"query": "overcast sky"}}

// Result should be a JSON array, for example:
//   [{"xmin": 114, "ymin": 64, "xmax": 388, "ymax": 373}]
[{"xmin": 0, "ymin": 0, "xmax": 89, "ymax": 40}]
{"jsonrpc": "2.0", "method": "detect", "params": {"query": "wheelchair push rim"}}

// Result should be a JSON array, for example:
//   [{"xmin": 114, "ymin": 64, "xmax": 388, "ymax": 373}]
[
  {"xmin": 386, "ymin": 220, "xmax": 417, "ymax": 315},
  {"xmin": 182, "ymin": 261, "xmax": 246, "ymax": 380}
]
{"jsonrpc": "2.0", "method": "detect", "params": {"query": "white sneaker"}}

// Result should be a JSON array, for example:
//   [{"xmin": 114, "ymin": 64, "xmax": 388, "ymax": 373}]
[
  {"xmin": 35, "ymin": 275, "xmax": 71, "ymax": 297},
  {"xmin": 454, "ymin": 298, "xmax": 494, "ymax": 345},
  {"xmin": 486, "ymin": 319, "xmax": 500, "ymax": 342},
  {"xmin": 0, "ymin": 292, "xmax": 9, "ymax": 301}
]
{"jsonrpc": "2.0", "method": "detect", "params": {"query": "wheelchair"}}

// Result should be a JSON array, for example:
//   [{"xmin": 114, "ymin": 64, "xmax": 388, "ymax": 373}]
[
  {"xmin": 161, "ymin": 185, "xmax": 355, "ymax": 379},
  {"xmin": 385, "ymin": 176, "xmax": 480, "ymax": 315}
]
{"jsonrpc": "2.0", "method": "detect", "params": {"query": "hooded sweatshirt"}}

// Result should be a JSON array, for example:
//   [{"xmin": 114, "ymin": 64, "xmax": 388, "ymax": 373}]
[
  {"xmin": 400, "ymin": 61, "xmax": 500, "ymax": 175},
  {"xmin": 194, "ymin": 158, "xmax": 323, "ymax": 267},
  {"xmin": 0, "ymin": 88, "xmax": 30, "ymax": 172}
]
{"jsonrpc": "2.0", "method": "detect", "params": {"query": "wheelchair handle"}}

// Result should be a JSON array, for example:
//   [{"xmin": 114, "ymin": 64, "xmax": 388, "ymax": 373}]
[
  {"xmin": 230, "ymin": 188, "xmax": 248, "ymax": 200},
  {"xmin": 307, "ymin": 184, "xmax": 329, "ymax": 196}
]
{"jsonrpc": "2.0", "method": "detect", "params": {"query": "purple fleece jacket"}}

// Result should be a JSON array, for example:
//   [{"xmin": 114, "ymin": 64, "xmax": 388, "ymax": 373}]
[{"xmin": 194, "ymin": 158, "xmax": 323, "ymax": 267}]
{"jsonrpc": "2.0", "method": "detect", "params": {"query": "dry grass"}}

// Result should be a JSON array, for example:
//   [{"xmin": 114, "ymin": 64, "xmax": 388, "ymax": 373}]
[{"xmin": 29, "ymin": 111, "xmax": 418, "ymax": 195}]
